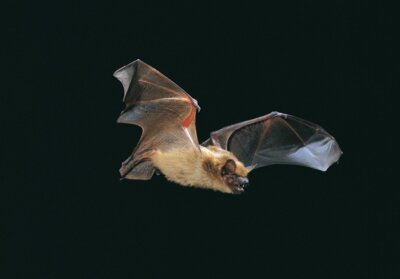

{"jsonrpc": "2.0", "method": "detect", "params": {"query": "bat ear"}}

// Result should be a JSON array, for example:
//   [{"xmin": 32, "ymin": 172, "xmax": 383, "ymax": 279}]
[
  {"xmin": 225, "ymin": 159, "xmax": 237, "ymax": 173},
  {"xmin": 221, "ymin": 159, "xmax": 237, "ymax": 176},
  {"xmin": 246, "ymin": 164, "xmax": 257, "ymax": 172}
]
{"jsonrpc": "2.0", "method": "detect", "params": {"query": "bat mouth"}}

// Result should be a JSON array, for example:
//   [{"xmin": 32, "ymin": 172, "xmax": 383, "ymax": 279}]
[
  {"xmin": 228, "ymin": 177, "xmax": 249, "ymax": 194},
  {"xmin": 231, "ymin": 184, "xmax": 245, "ymax": 194}
]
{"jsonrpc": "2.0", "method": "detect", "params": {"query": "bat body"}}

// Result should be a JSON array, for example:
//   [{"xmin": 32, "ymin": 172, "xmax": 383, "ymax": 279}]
[
  {"xmin": 114, "ymin": 59, "xmax": 342, "ymax": 194},
  {"xmin": 151, "ymin": 145, "xmax": 249, "ymax": 193}
]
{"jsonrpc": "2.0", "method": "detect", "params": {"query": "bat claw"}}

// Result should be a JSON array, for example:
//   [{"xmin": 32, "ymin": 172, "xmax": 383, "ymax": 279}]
[{"xmin": 192, "ymin": 98, "xmax": 201, "ymax": 112}]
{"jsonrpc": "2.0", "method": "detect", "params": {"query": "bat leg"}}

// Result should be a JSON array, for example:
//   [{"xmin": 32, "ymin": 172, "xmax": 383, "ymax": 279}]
[
  {"xmin": 120, "ymin": 149, "xmax": 156, "ymax": 180},
  {"xmin": 122, "ymin": 160, "xmax": 155, "ymax": 180}
]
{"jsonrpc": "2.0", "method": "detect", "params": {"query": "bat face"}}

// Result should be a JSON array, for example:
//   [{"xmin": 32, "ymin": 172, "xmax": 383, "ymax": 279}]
[
  {"xmin": 221, "ymin": 159, "xmax": 249, "ymax": 194},
  {"xmin": 203, "ymin": 146, "xmax": 250, "ymax": 194}
]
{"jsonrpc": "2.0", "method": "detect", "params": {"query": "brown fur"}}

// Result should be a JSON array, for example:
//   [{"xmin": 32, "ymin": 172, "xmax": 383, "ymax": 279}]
[
  {"xmin": 202, "ymin": 159, "xmax": 219, "ymax": 178},
  {"xmin": 151, "ymin": 145, "xmax": 249, "ymax": 194}
]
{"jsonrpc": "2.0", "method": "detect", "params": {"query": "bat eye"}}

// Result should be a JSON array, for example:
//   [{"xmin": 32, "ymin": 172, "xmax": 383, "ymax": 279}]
[{"xmin": 221, "ymin": 167, "xmax": 228, "ymax": 176}]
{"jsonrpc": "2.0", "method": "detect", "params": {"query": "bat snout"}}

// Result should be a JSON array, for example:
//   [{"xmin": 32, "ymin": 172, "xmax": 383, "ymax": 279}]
[
  {"xmin": 238, "ymin": 177, "xmax": 249, "ymax": 188},
  {"xmin": 228, "ymin": 176, "xmax": 250, "ymax": 194}
]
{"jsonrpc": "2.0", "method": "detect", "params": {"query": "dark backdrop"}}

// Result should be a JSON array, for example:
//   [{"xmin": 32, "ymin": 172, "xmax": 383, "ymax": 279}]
[{"xmin": 3, "ymin": 1, "xmax": 397, "ymax": 278}]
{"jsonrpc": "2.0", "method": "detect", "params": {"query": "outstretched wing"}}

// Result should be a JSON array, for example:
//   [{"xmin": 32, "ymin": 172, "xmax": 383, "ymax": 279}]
[
  {"xmin": 114, "ymin": 59, "xmax": 200, "ymax": 179},
  {"xmin": 202, "ymin": 111, "xmax": 342, "ymax": 171}
]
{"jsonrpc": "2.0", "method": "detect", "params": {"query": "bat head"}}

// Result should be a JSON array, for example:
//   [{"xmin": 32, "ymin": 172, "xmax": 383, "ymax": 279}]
[
  {"xmin": 203, "ymin": 146, "xmax": 250, "ymax": 194},
  {"xmin": 220, "ymin": 159, "xmax": 249, "ymax": 194}
]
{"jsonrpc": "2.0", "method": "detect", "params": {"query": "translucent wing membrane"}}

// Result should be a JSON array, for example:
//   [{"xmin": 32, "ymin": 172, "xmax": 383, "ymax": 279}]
[{"xmin": 203, "ymin": 112, "xmax": 342, "ymax": 171}]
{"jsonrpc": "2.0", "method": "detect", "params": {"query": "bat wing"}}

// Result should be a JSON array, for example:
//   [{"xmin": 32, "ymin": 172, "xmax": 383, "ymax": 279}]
[
  {"xmin": 114, "ymin": 59, "xmax": 200, "ymax": 179},
  {"xmin": 202, "ymin": 112, "xmax": 342, "ymax": 171}
]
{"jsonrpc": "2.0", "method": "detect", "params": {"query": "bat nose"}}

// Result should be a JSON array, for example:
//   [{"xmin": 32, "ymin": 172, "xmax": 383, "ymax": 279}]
[{"xmin": 239, "ymin": 177, "xmax": 249, "ymax": 187}]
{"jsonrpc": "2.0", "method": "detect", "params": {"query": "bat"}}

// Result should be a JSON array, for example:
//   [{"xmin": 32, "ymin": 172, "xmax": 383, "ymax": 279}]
[{"xmin": 114, "ymin": 59, "xmax": 342, "ymax": 194}]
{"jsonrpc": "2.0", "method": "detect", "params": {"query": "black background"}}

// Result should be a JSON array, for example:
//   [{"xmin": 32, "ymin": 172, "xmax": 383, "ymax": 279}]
[{"xmin": 2, "ymin": 1, "xmax": 397, "ymax": 278}]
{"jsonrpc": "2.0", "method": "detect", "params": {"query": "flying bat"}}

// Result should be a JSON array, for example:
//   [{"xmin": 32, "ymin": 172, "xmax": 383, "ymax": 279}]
[{"xmin": 114, "ymin": 59, "xmax": 342, "ymax": 194}]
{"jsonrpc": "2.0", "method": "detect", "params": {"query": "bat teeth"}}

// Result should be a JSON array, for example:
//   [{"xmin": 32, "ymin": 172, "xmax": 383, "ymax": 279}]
[{"xmin": 231, "ymin": 184, "xmax": 245, "ymax": 194}]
